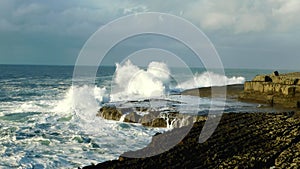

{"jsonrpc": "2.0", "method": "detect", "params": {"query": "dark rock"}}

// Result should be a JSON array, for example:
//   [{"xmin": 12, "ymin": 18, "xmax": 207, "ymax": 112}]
[
  {"xmin": 140, "ymin": 111, "xmax": 160, "ymax": 125},
  {"xmin": 83, "ymin": 112, "xmax": 300, "ymax": 169},
  {"xmin": 124, "ymin": 112, "xmax": 141, "ymax": 123},
  {"xmin": 98, "ymin": 106, "xmax": 207, "ymax": 128},
  {"xmin": 265, "ymin": 76, "xmax": 273, "ymax": 82},
  {"xmin": 151, "ymin": 118, "xmax": 167, "ymax": 128},
  {"xmin": 273, "ymin": 71, "xmax": 279, "ymax": 76},
  {"xmin": 97, "ymin": 106, "xmax": 123, "ymax": 121},
  {"xmin": 135, "ymin": 107, "xmax": 148, "ymax": 112},
  {"xmin": 154, "ymin": 132, "xmax": 162, "ymax": 136},
  {"xmin": 142, "ymin": 118, "xmax": 167, "ymax": 128}
]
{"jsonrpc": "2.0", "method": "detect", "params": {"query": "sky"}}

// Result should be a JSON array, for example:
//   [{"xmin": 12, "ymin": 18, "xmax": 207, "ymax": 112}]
[{"xmin": 0, "ymin": 0, "xmax": 299, "ymax": 69}]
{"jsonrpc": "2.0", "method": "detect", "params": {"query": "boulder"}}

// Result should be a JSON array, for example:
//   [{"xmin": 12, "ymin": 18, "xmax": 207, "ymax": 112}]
[
  {"xmin": 140, "ymin": 111, "xmax": 160, "ymax": 124},
  {"xmin": 273, "ymin": 71, "xmax": 279, "ymax": 76},
  {"xmin": 148, "ymin": 118, "xmax": 167, "ymax": 128},
  {"xmin": 97, "ymin": 106, "xmax": 123, "ymax": 121},
  {"xmin": 265, "ymin": 76, "xmax": 273, "ymax": 82},
  {"xmin": 124, "ymin": 112, "xmax": 142, "ymax": 123}
]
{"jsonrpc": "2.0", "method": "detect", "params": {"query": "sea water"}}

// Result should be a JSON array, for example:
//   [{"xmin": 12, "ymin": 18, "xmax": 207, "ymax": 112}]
[{"xmin": 0, "ymin": 63, "xmax": 289, "ymax": 168}]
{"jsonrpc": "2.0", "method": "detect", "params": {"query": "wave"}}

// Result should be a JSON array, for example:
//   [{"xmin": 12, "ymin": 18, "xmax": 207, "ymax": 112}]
[
  {"xmin": 53, "ymin": 85, "xmax": 109, "ymax": 118},
  {"xmin": 110, "ymin": 60, "xmax": 171, "ymax": 101},
  {"xmin": 176, "ymin": 71, "xmax": 245, "ymax": 90},
  {"xmin": 3, "ymin": 61, "xmax": 245, "ymax": 116},
  {"xmin": 110, "ymin": 60, "xmax": 245, "ymax": 101}
]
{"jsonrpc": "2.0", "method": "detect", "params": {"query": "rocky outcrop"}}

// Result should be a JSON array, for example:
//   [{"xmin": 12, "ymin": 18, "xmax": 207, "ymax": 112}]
[
  {"xmin": 97, "ymin": 106, "xmax": 207, "ymax": 128},
  {"xmin": 239, "ymin": 72, "xmax": 300, "ymax": 108},
  {"xmin": 181, "ymin": 84, "xmax": 244, "ymax": 99},
  {"xmin": 97, "ymin": 106, "xmax": 123, "ymax": 121},
  {"xmin": 83, "ymin": 112, "xmax": 300, "ymax": 169},
  {"xmin": 123, "ymin": 112, "xmax": 141, "ymax": 123}
]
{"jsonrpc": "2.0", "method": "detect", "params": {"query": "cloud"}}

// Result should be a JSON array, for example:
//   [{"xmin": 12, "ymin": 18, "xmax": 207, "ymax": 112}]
[
  {"xmin": 183, "ymin": 0, "xmax": 299, "ymax": 33},
  {"xmin": 0, "ymin": 19, "xmax": 17, "ymax": 31},
  {"xmin": 1, "ymin": 0, "xmax": 299, "ymax": 35},
  {"xmin": 0, "ymin": 0, "xmax": 148, "ymax": 37},
  {"xmin": 271, "ymin": 0, "xmax": 300, "ymax": 31},
  {"xmin": 13, "ymin": 3, "xmax": 46, "ymax": 17},
  {"xmin": 0, "ymin": 0, "xmax": 299, "ymax": 68}
]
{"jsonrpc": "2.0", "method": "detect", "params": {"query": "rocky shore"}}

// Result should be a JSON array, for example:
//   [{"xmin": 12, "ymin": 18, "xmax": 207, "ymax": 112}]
[
  {"xmin": 182, "ymin": 72, "xmax": 300, "ymax": 109},
  {"xmin": 239, "ymin": 72, "xmax": 300, "ymax": 108},
  {"xmin": 82, "ymin": 72, "xmax": 300, "ymax": 168},
  {"xmin": 97, "ymin": 105, "xmax": 207, "ymax": 128},
  {"xmin": 83, "ymin": 111, "xmax": 300, "ymax": 168},
  {"xmin": 181, "ymin": 84, "xmax": 244, "ymax": 99}
]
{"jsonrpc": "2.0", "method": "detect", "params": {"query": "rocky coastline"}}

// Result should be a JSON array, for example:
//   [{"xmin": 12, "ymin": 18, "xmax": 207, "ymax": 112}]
[
  {"xmin": 82, "ymin": 71, "xmax": 300, "ymax": 168},
  {"xmin": 84, "ymin": 112, "xmax": 300, "ymax": 168},
  {"xmin": 97, "ymin": 105, "xmax": 207, "ymax": 128}
]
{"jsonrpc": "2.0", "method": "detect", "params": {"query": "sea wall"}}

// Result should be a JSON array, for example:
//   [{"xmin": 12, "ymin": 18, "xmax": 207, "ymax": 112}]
[{"xmin": 239, "ymin": 72, "xmax": 300, "ymax": 108}]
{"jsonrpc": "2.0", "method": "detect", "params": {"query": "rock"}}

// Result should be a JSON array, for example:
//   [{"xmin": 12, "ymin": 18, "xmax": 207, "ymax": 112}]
[
  {"xmin": 118, "ymin": 157, "xmax": 125, "ymax": 162},
  {"xmin": 140, "ymin": 111, "xmax": 168, "ymax": 128},
  {"xmin": 135, "ymin": 107, "xmax": 148, "ymax": 112},
  {"xmin": 83, "ymin": 112, "xmax": 300, "ymax": 169},
  {"xmin": 240, "ymin": 72, "xmax": 300, "ymax": 108},
  {"xmin": 252, "ymin": 75, "xmax": 267, "ymax": 82},
  {"xmin": 172, "ymin": 115, "xmax": 193, "ymax": 128},
  {"xmin": 140, "ymin": 111, "xmax": 160, "ymax": 125},
  {"xmin": 98, "ymin": 106, "xmax": 207, "ymax": 128},
  {"xmin": 124, "ymin": 112, "xmax": 141, "ymax": 123},
  {"xmin": 97, "ymin": 106, "xmax": 123, "ymax": 121},
  {"xmin": 150, "ymin": 118, "xmax": 167, "ymax": 128},
  {"xmin": 181, "ymin": 84, "xmax": 244, "ymax": 99},
  {"xmin": 281, "ymin": 86, "xmax": 295, "ymax": 96},
  {"xmin": 265, "ymin": 76, "xmax": 273, "ymax": 82},
  {"xmin": 273, "ymin": 71, "xmax": 279, "ymax": 76}
]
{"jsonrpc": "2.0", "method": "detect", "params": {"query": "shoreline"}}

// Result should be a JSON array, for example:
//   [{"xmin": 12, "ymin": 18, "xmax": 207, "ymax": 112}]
[
  {"xmin": 182, "ymin": 84, "xmax": 300, "ymax": 112},
  {"xmin": 83, "ymin": 111, "xmax": 300, "ymax": 168},
  {"xmin": 181, "ymin": 84, "xmax": 244, "ymax": 99},
  {"xmin": 83, "ymin": 77, "xmax": 300, "ymax": 168}
]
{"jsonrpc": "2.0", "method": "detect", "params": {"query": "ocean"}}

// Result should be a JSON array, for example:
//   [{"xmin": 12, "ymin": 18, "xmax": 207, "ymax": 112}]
[{"xmin": 0, "ymin": 63, "xmax": 294, "ymax": 168}]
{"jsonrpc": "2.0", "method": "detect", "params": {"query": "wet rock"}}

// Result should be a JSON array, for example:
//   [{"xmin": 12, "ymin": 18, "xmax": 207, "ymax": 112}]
[
  {"xmin": 150, "ymin": 118, "xmax": 167, "ymax": 128},
  {"xmin": 124, "ymin": 112, "xmax": 141, "ymax": 123},
  {"xmin": 140, "ymin": 112, "xmax": 159, "ymax": 125},
  {"xmin": 135, "ymin": 107, "xmax": 149, "ymax": 112},
  {"xmin": 83, "ymin": 112, "xmax": 300, "ymax": 169},
  {"xmin": 97, "ymin": 106, "xmax": 123, "ymax": 121},
  {"xmin": 98, "ymin": 106, "xmax": 206, "ymax": 128}
]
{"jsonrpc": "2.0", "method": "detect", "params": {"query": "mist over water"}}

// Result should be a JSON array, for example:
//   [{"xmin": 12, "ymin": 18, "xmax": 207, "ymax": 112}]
[{"xmin": 0, "ymin": 63, "xmax": 250, "ymax": 168}]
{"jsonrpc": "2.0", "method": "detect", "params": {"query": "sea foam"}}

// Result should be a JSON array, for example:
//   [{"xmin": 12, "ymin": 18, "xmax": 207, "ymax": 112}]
[
  {"xmin": 110, "ymin": 60, "xmax": 171, "ymax": 101},
  {"xmin": 177, "ymin": 71, "xmax": 245, "ymax": 89}
]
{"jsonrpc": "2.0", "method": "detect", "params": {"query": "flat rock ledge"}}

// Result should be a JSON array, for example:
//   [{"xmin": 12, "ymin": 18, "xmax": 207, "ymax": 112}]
[
  {"xmin": 83, "ymin": 111, "xmax": 300, "ymax": 169},
  {"xmin": 239, "ymin": 72, "xmax": 300, "ymax": 108},
  {"xmin": 97, "ymin": 105, "xmax": 207, "ymax": 128}
]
